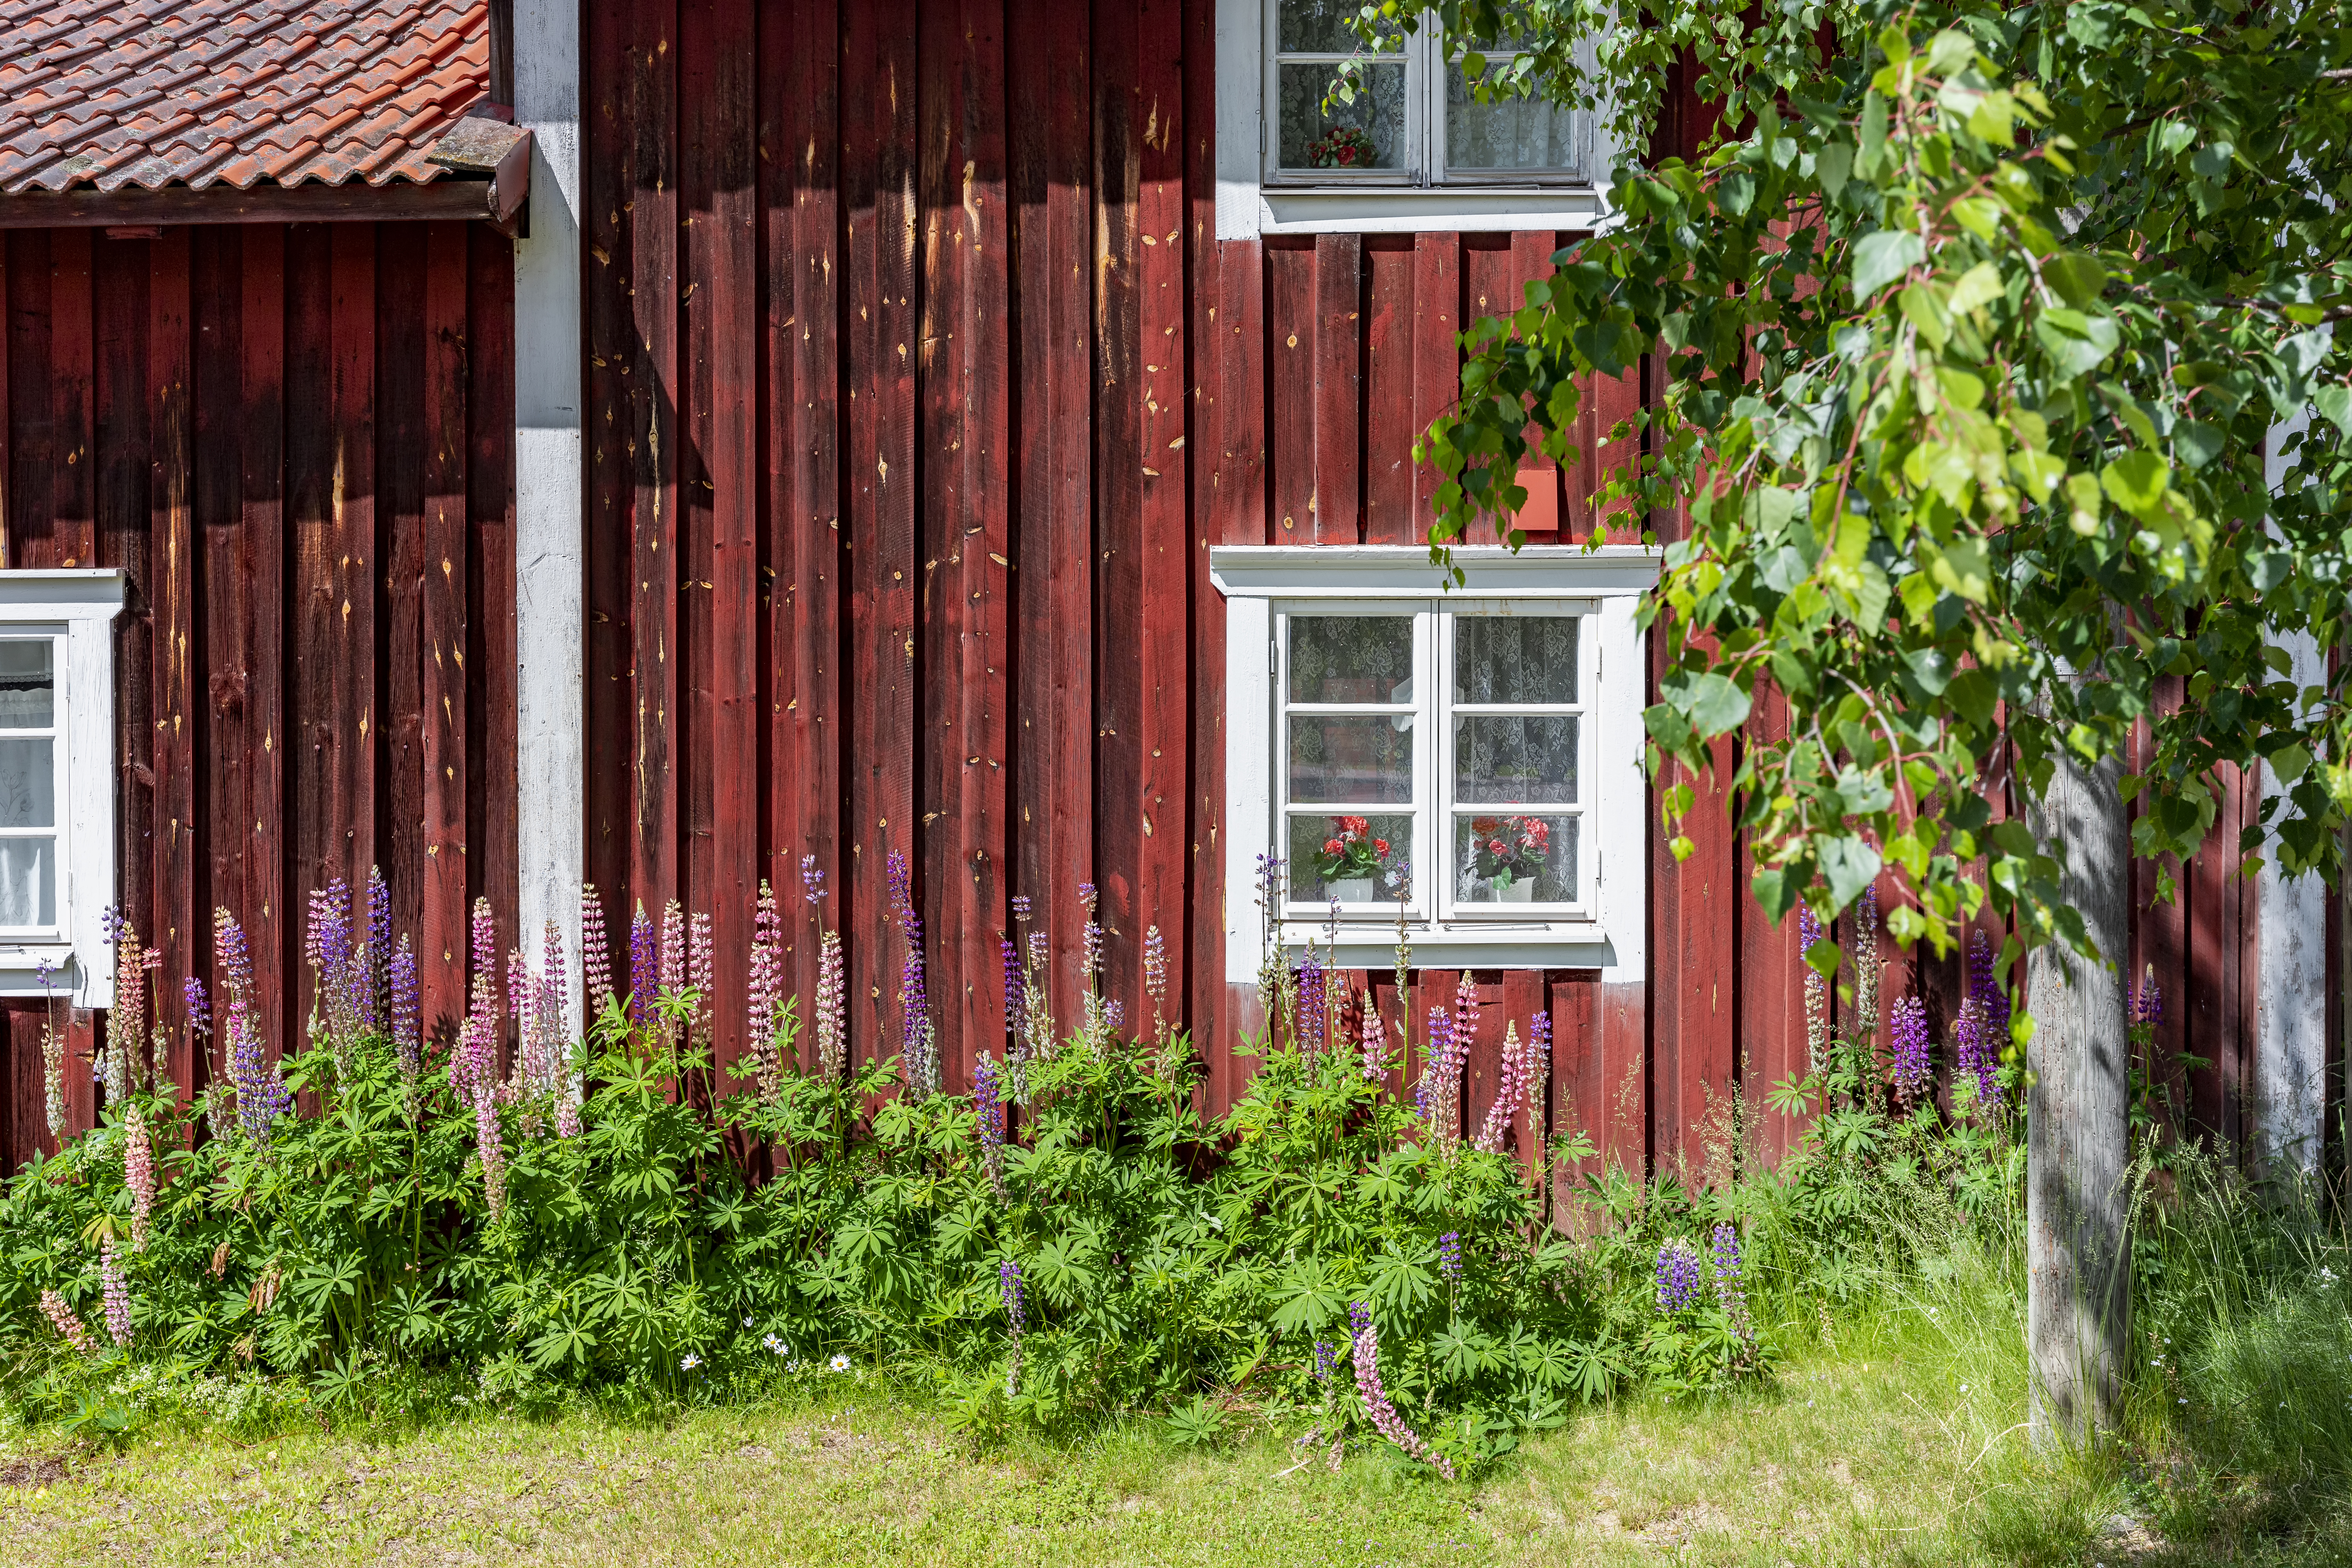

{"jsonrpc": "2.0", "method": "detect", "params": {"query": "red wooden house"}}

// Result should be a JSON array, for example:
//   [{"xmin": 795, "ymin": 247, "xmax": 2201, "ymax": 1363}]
[{"xmin": 0, "ymin": 0, "xmax": 2334, "ymax": 1182}]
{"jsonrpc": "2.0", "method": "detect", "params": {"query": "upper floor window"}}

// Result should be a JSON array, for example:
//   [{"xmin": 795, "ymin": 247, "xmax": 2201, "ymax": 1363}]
[{"xmin": 1265, "ymin": 2, "xmax": 1594, "ymax": 187}]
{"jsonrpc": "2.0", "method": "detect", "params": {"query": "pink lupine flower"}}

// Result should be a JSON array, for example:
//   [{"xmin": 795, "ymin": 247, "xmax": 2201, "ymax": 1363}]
[
  {"xmin": 125, "ymin": 1101, "xmax": 155, "ymax": 1252},
  {"xmin": 101, "ymin": 1236, "xmax": 132, "ymax": 1348},
  {"xmin": 582, "ymin": 883, "xmax": 615, "ymax": 1016},
  {"xmin": 40, "ymin": 1288, "xmax": 90, "ymax": 1353},
  {"xmin": 688, "ymin": 910, "xmax": 714, "ymax": 1042},
  {"xmin": 1348, "ymin": 1303, "xmax": 1453, "ymax": 1479}
]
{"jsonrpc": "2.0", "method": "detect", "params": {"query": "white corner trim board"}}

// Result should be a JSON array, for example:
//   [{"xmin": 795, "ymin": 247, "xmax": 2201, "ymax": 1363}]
[
  {"xmin": 0, "ymin": 570, "xmax": 123, "ymax": 1006},
  {"xmin": 513, "ymin": 0, "xmax": 585, "ymax": 1034},
  {"xmin": 1213, "ymin": 545, "xmax": 1657, "ymax": 980}
]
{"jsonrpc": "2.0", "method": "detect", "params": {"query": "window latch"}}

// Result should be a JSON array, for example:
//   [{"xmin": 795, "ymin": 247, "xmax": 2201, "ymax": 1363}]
[{"xmin": 1269, "ymin": 639, "xmax": 1277, "ymax": 676}]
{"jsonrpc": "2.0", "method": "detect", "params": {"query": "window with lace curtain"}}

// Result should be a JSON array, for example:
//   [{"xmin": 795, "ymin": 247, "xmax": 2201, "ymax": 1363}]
[
  {"xmin": 1265, "ymin": 0, "xmax": 1594, "ymax": 187},
  {"xmin": 0, "ymin": 572, "xmax": 122, "ymax": 1004}
]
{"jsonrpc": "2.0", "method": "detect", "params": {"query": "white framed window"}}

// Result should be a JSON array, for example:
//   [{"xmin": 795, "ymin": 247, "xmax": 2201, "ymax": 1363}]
[
  {"xmin": 0, "ymin": 572, "xmax": 122, "ymax": 1004},
  {"xmin": 1218, "ymin": 0, "xmax": 1612, "ymax": 237},
  {"xmin": 1265, "ymin": 2, "xmax": 1594, "ymax": 188},
  {"xmin": 1214, "ymin": 546, "xmax": 1654, "ymax": 974}
]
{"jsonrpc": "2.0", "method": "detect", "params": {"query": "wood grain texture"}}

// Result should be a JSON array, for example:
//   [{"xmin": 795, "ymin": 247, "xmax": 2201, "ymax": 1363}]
[
  {"xmin": 150, "ymin": 228, "xmax": 195, "ymax": 1076},
  {"xmin": 1311, "ymin": 232, "xmax": 1360, "ymax": 544},
  {"xmin": 629, "ymin": 0, "xmax": 682, "ymax": 951},
  {"xmin": 240, "ymin": 225, "xmax": 288, "ymax": 1063},
  {"xmin": 421, "ymin": 223, "xmax": 471, "ymax": 1037}
]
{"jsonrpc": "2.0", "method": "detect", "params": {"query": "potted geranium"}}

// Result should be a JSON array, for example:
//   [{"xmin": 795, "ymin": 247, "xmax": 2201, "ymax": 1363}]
[
  {"xmin": 1307, "ymin": 124, "xmax": 1377, "ymax": 170},
  {"xmin": 1468, "ymin": 815, "xmax": 1550, "ymax": 902},
  {"xmin": 1315, "ymin": 815, "xmax": 1396, "ymax": 902}
]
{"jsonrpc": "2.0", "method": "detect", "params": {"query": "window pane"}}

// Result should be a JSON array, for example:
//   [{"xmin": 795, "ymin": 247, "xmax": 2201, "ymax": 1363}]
[
  {"xmin": 1454, "ymin": 615, "xmax": 1577, "ymax": 704},
  {"xmin": 0, "ymin": 738, "xmax": 54, "ymax": 828},
  {"xmin": 1289, "ymin": 813, "xmax": 1412, "ymax": 904},
  {"xmin": 1455, "ymin": 715, "xmax": 1577, "ymax": 803},
  {"xmin": 1278, "ymin": 0, "xmax": 1404, "ymax": 52},
  {"xmin": 1455, "ymin": 813, "xmax": 1576, "ymax": 903},
  {"xmin": 0, "ymin": 641, "xmax": 55, "ymax": 729},
  {"xmin": 1277, "ymin": 62, "xmax": 1406, "ymax": 171},
  {"xmin": 1446, "ymin": 63, "xmax": 1580, "ymax": 170},
  {"xmin": 1289, "ymin": 714, "xmax": 1413, "ymax": 803},
  {"xmin": 0, "ymin": 836, "xmax": 55, "ymax": 928},
  {"xmin": 1290, "ymin": 616, "xmax": 1413, "ymax": 702}
]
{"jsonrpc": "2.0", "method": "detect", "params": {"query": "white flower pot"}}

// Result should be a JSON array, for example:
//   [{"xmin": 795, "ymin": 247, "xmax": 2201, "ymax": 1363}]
[
  {"xmin": 1493, "ymin": 876, "xmax": 1535, "ymax": 903},
  {"xmin": 1329, "ymin": 876, "xmax": 1373, "ymax": 904}
]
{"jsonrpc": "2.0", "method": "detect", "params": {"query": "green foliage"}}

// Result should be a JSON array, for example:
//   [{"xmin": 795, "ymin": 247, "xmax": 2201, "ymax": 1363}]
[{"xmin": 1386, "ymin": 0, "xmax": 2352, "ymax": 967}]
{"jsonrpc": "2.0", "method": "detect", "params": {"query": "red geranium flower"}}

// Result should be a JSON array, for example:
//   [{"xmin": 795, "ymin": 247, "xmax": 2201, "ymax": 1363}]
[
  {"xmin": 1372, "ymin": 839, "xmax": 1389, "ymax": 856},
  {"xmin": 1323, "ymin": 838, "xmax": 1345, "ymax": 855}
]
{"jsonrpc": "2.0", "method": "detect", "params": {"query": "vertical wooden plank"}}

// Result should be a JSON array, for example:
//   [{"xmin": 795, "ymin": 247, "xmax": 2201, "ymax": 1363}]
[
  {"xmin": 331, "ymin": 226, "xmax": 378, "ymax": 892},
  {"xmin": 681, "ymin": 0, "xmax": 760, "ymax": 1078},
  {"xmin": 241, "ymin": 226, "xmax": 288, "ymax": 1063},
  {"xmin": 0, "ymin": 239, "xmax": 9, "ymax": 570},
  {"xmin": 787, "ymin": 0, "xmax": 843, "ymax": 1046},
  {"xmin": 583, "ymin": 0, "xmax": 637, "ymax": 962},
  {"xmin": 757, "ymin": 0, "xmax": 796, "ymax": 1005},
  {"xmin": 377, "ymin": 224, "xmax": 429, "ymax": 974},
  {"xmin": 467, "ymin": 226, "xmax": 520, "ymax": 991},
  {"xmin": 1135, "ymin": 0, "xmax": 1188, "ymax": 1060},
  {"xmin": 92, "ymin": 234, "xmax": 153, "ymax": 1043},
  {"xmin": 1739, "ymin": 685, "xmax": 1806, "ymax": 1162},
  {"xmin": 1311, "ymin": 231, "xmax": 1361, "ymax": 544},
  {"xmin": 192, "ymin": 227, "xmax": 244, "ymax": 1100},
  {"xmin": 1507, "ymin": 230, "xmax": 1563, "ymax": 535},
  {"xmin": 1410, "ymin": 234, "xmax": 1459, "ymax": 538},
  {"xmin": 420, "ymin": 224, "xmax": 471, "ymax": 1035},
  {"xmin": 1093, "ymin": 0, "xmax": 1145, "ymax": 1030},
  {"xmin": 1182, "ymin": 0, "xmax": 1227, "ymax": 1089},
  {"xmin": 149, "ymin": 230, "xmax": 196, "ymax": 1073},
  {"xmin": 49, "ymin": 229, "xmax": 98, "ymax": 570},
  {"xmin": 1361, "ymin": 237, "xmax": 1415, "ymax": 546},
  {"xmin": 286, "ymin": 224, "xmax": 340, "ymax": 1053},
  {"xmin": 844, "ymin": 0, "xmax": 921, "ymax": 1066},
  {"xmin": 1266, "ymin": 241, "xmax": 1315, "ymax": 541},
  {"xmin": 631, "ymin": 0, "xmax": 682, "ymax": 945},
  {"xmin": 5, "ymin": 234, "xmax": 52, "ymax": 570},
  {"xmin": 1549, "ymin": 972, "xmax": 1600, "ymax": 1220},
  {"xmin": 2189, "ymin": 763, "xmax": 2235, "ymax": 1139},
  {"xmin": 919, "ymin": 0, "xmax": 1014, "ymax": 1087},
  {"xmin": 1009, "ymin": 0, "xmax": 1095, "ymax": 1043}
]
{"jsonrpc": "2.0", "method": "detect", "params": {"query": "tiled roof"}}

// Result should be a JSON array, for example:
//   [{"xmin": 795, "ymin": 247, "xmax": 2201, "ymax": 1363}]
[{"xmin": 0, "ymin": 0, "xmax": 488, "ymax": 196}]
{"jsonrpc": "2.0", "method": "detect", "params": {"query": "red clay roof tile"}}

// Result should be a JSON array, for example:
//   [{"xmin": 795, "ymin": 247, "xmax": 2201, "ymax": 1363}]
[{"xmin": 0, "ymin": 0, "xmax": 488, "ymax": 195}]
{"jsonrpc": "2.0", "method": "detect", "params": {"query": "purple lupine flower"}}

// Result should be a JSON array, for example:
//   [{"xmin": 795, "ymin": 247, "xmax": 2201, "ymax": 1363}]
[
  {"xmin": 1000, "ymin": 934, "xmax": 1025, "ymax": 1041},
  {"xmin": 1890, "ymin": 994, "xmax": 1931, "ymax": 1107},
  {"xmin": 1711, "ymin": 1222, "xmax": 1754, "ymax": 1343},
  {"xmin": 1528, "ymin": 1007, "xmax": 1551, "ymax": 1110},
  {"xmin": 366, "ymin": 867, "xmax": 390, "ymax": 1029},
  {"xmin": 1313, "ymin": 1338, "xmax": 1336, "ymax": 1384},
  {"xmin": 2135, "ymin": 964, "xmax": 2163, "ymax": 1028},
  {"xmin": 628, "ymin": 903, "xmax": 657, "ymax": 1034},
  {"xmin": 1000, "ymin": 1259, "xmax": 1026, "ymax": 1334},
  {"xmin": 1654, "ymin": 1238, "xmax": 1702, "ymax": 1313},
  {"xmin": 1798, "ymin": 902, "xmax": 1828, "ymax": 1073},
  {"xmin": 184, "ymin": 975, "xmax": 211, "ymax": 1039},
  {"xmin": 887, "ymin": 850, "xmax": 913, "ymax": 917},
  {"xmin": 1438, "ymin": 1230, "xmax": 1462, "ymax": 1285},
  {"xmin": 216, "ymin": 908, "xmax": 288, "ymax": 1141},
  {"xmin": 1415, "ymin": 1006, "xmax": 1454, "ymax": 1121},
  {"xmin": 802, "ymin": 854, "xmax": 827, "ymax": 907},
  {"xmin": 1295, "ymin": 946, "xmax": 1326, "ymax": 1052},
  {"xmin": 582, "ymin": 884, "xmax": 614, "ymax": 1015},
  {"xmin": 100, "ymin": 1236, "xmax": 131, "ymax": 1348},
  {"xmin": 974, "ymin": 1054, "xmax": 1006, "ymax": 1196},
  {"xmin": 1011, "ymin": 894, "xmax": 1032, "ymax": 925},
  {"xmin": 101, "ymin": 903, "xmax": 127, "ymax": 945},
  {"xmin": 466, "ymin": 897, "xmax": 499, "ymax": 1090},
  {"xmin": 389, "ymin": 937, "xmax": 419, "ymax": 1089},
  {"xmin": 1103, "ymin": 999, "xmax": 1124, "ymax": 1034},
  {"xmin": 1252, "ymin": 853, "xmax": 1284, "ymax": 907},
  {"xmin": 899, "ymin": 911, "xmax": 933, "ymax": 1089},
  {"xmin": 1348, "ymin": 1302, "xmax": 1455, "ymax": 1479},
  {"xmin": 1955, "ymin": 929, "xmax": 2005, "ymax": 1113}
]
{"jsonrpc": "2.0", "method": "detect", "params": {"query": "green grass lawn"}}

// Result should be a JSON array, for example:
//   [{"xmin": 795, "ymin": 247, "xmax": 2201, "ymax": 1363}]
[{"xmin": 6, "ymin": 1259, "xmax": 2347, "ymax": 1568}]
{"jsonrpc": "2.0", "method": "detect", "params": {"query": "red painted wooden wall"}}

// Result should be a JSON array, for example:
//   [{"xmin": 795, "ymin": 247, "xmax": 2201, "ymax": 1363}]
[{"xmin": 0, "ymin": 222, "xmax": 519, "ymax": 1171}]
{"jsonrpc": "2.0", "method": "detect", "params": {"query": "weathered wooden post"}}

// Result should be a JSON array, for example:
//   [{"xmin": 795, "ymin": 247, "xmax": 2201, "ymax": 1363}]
[{"xmin": 2025, "ymin": 683, "xmax": 2132, "ymax": 1446}]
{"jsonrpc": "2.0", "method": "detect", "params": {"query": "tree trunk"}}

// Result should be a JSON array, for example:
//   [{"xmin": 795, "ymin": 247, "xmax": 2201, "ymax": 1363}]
[{"xmin": 2025, "ymin": 718, "xmax": 2132, "ymax": 1446}]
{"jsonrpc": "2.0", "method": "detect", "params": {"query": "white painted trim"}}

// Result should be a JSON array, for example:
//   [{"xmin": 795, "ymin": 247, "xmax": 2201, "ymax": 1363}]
[
  {"xmin": 514, "ymin": 0, "xmax": 585, "ymax": 1035},
  {"xmin": 1215, "ymin": 550, "xmax": 1649, "ymax": 981},
  {"xmin": 1211, "ymin": 543, "xmax": 1660, "ymax": 598},
  {"xmin": 0, "ymin": 570, "xmax": 122, "ymax": 1005}
]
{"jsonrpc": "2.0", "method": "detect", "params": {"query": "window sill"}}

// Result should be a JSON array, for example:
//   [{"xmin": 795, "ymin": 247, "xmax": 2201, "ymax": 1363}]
[
  {"xmin": 0, "ymin": 944, "xmax": 88, "ymax": 999},
  {"xmin": 1278, "ymin": 920, "xmax": 1620, "ymax": 971},
  {"xmin": 1229, "ymin": 182, "xmax": 1614, "ymax": 237}
]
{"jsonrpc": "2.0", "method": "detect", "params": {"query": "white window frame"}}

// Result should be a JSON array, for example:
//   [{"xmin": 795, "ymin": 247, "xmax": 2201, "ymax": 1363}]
[
  {"xmin": 1214, "ymin": 545, "xmax": 1654, "ymax": 976},
  {"xmin": 0, "ymin": 571, "xmax": 122, "ymax": 1006},
  {"xmin": 1219, "ymin": 0, "xmax": 1617, "ymax": 238}
]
